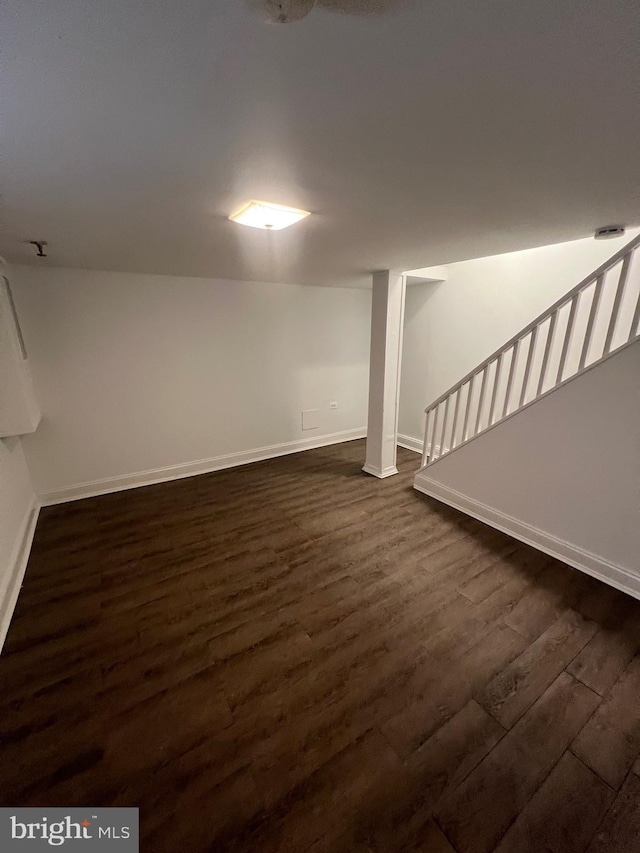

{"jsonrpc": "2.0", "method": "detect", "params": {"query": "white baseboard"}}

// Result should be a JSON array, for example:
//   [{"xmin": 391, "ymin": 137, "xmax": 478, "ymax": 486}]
[
  {"xmin": 397, "ymin": 435, "xmax": 445, "ymax": 459},
  {"xmin": 40, "ymin": 428, "xmax": 367, "ymax": 506},
  {"xmin": 0, "ymin": 497, "xmax": 40, "ymax": 653},
  {"xmin": 362, "ymin": 463, "xmax": 399, "ymax": 479},
  {"xmin": 397, "ymin": 434, "xmax": 423, "ymax": 453},
  {"xmin": 414, "ymin": 472, "xmax": 640, "ymax": 601}
]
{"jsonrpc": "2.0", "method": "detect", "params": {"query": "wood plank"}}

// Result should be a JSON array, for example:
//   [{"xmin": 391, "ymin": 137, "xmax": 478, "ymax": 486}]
[
  {"xmin": 103, "ymin": 669, "xmax": 233, "ymax": 777},
  {"xmin": 493, "ymin": 751, "xmax": 615, "ymax": 853},
  {"xmin": 418, "ymin": 531, "xmax": 519, "ymax": 592},
  {"xmin": 224, "ymin": 728, "xmax": 405, "ymax": 853},
  {"xmin": 572, "ymin": 656, "xmax": 640, "ymax": 789},
  {"xmin": 142, "ymin": 764, "xmax": 264, "ymax": 853},
  {"xmin": 457, "ymin": 544, "xmax": 548, "ymax": 605},
  {"xmin": 425, "ymin": 575, "xmax": 534, "ymax": 662},
  {"xmin": 407, "ymin": 820, "xmax": 457, "ymax": 853},
  {"xmin": 380, "ymin": 625, "xmax": 526, "ymax": 758},
  {"xmin": 436, "ymin": 672, "xmax": 601, "ymax": 853},
  {"xmin": 586, "ymin": 771, "xmax": 640, "ymax": 853},
  {"xmin": 218, "ymin": 623, "xmax": 314, "ymax": 711},
  {"xmin": 409, "ymin": 699, "xmax": 505, "ymax": 790},
  {"xmin": 476, "ymin": 610, "xmax": 598, "ymax": 728},
  {"xmin": 354, "ymin": 700, "xmax": 505, "ymax": 850},
  {"xmin": 567, "ymin": 610, "xmax": 640, "ymax": 696},
  {"xmin": 504, "ymin": 560, "xmax": 578, "ymax": 639},
  {"xmin": 457, "ymin": 557, "xmax": 523, "ymax": 603}
]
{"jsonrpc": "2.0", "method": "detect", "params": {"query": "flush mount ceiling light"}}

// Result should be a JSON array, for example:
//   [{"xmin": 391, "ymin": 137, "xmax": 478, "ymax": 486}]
[{"xmin": 229, "ymin": 200, "xmax": 311, "ymax": 231}]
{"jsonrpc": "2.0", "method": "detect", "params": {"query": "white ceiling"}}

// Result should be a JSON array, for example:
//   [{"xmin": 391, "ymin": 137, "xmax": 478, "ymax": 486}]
[{"xmin": 2, "ymin": 0, "xmax": 639, "ymax": 288}]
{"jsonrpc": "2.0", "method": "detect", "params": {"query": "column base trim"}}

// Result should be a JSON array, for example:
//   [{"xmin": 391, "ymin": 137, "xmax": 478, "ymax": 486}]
[{"xmin": 362, "ymin": 464, "xmax": 399, "ymax": 479}]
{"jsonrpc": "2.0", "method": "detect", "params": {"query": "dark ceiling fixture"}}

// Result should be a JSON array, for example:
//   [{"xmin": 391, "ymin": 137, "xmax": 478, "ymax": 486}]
[
  {"xmin": 243, "ymin": 0, "xmax": 406, "ymax": 24},
  {"xmin": 29, "ymin": 240, "xmax": 48, "ymax": 257},
  {"xmin": 594, "ymin": 225, "xmax": 625, "ymax": 240}
]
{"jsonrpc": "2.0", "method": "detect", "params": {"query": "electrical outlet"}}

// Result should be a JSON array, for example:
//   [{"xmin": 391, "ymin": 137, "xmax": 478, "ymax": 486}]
[{"xmin": 329, "ymin": 401, "xmax": 338, "ymax": 410}]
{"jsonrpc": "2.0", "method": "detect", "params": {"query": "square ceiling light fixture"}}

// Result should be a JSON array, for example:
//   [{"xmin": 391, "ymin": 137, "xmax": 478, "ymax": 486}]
[{"xmin": 229, "ymin": 200, "xmax": 310, "ymax": 231}]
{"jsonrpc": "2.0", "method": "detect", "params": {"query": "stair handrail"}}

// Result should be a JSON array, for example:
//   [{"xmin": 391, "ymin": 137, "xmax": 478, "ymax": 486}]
[
  {"xmin": 421, "ymin": 232, "xmax": 640, "ymax": 467},
  {"xmin": 424, "ymin": 232, "xmax": 640, "ymax": 414}
]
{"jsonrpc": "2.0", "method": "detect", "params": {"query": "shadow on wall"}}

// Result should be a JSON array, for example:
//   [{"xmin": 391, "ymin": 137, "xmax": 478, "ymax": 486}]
[
  {"xmin": 403, "ymin": 280, "xmax": 446, "ymax": 326},
  {"xmin": 399, "ymin": 279, "xmax": 447, "ymax": 444}
]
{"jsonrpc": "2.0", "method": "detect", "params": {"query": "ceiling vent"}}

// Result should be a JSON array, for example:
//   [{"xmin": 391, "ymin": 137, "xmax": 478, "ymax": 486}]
[{"xmin": 594, "ymin": 225, "xmax": 625, "ymax": 240}]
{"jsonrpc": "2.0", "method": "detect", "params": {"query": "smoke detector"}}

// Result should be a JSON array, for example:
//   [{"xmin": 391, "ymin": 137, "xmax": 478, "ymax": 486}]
[{"xmin": 594, "ymin": 225, "xmax": 625, "ymax": 240}]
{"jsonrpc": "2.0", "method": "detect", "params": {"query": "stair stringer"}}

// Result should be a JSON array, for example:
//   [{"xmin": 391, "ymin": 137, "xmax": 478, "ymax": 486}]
[{"xmin": 413, "ymin": 340, "xmax": 640, "ymax": 599}]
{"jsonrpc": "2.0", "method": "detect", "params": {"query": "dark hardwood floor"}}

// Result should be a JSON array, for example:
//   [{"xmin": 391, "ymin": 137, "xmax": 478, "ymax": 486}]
[{"xmin": 2, "ymin": 440, "xmax": 640, "ymax": 852}]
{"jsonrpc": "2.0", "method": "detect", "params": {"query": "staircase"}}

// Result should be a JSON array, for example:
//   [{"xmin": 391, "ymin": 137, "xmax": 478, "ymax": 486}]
[
  {"xmin": 418, "ymin": 234, "xmax": 640, "ymax": 466},
  {"xmin": 414, "ymin": 234, "xmax": 640, "ymax": 597}
]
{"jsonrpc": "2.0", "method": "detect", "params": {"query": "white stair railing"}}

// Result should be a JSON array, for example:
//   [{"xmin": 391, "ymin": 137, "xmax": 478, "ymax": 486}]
[{"xmin": 420, "ymin": 234, "xmax": 640, "ymax": 468}]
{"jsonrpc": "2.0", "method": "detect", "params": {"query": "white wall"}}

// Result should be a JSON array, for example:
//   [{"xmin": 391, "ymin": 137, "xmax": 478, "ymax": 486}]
[
  {"xmin": 0, "ymin": 437, "xmax": 35, "ymax": 622},
  {"xmin": 415, "ymin": 341, "xmax": 640, "ymax": 594},
  {"xmin": 400, "ymin": 230, "xmax": 640, "ymax": 442},
  {"xmin": 10, "ymin": 266, "xmax": 371, "ymax": 498}
]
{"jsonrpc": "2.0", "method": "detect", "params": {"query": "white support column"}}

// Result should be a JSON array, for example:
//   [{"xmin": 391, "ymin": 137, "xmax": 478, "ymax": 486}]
[{"xmin": 363, "ymin": 270, "xmax": 406, "ymax": 478}]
